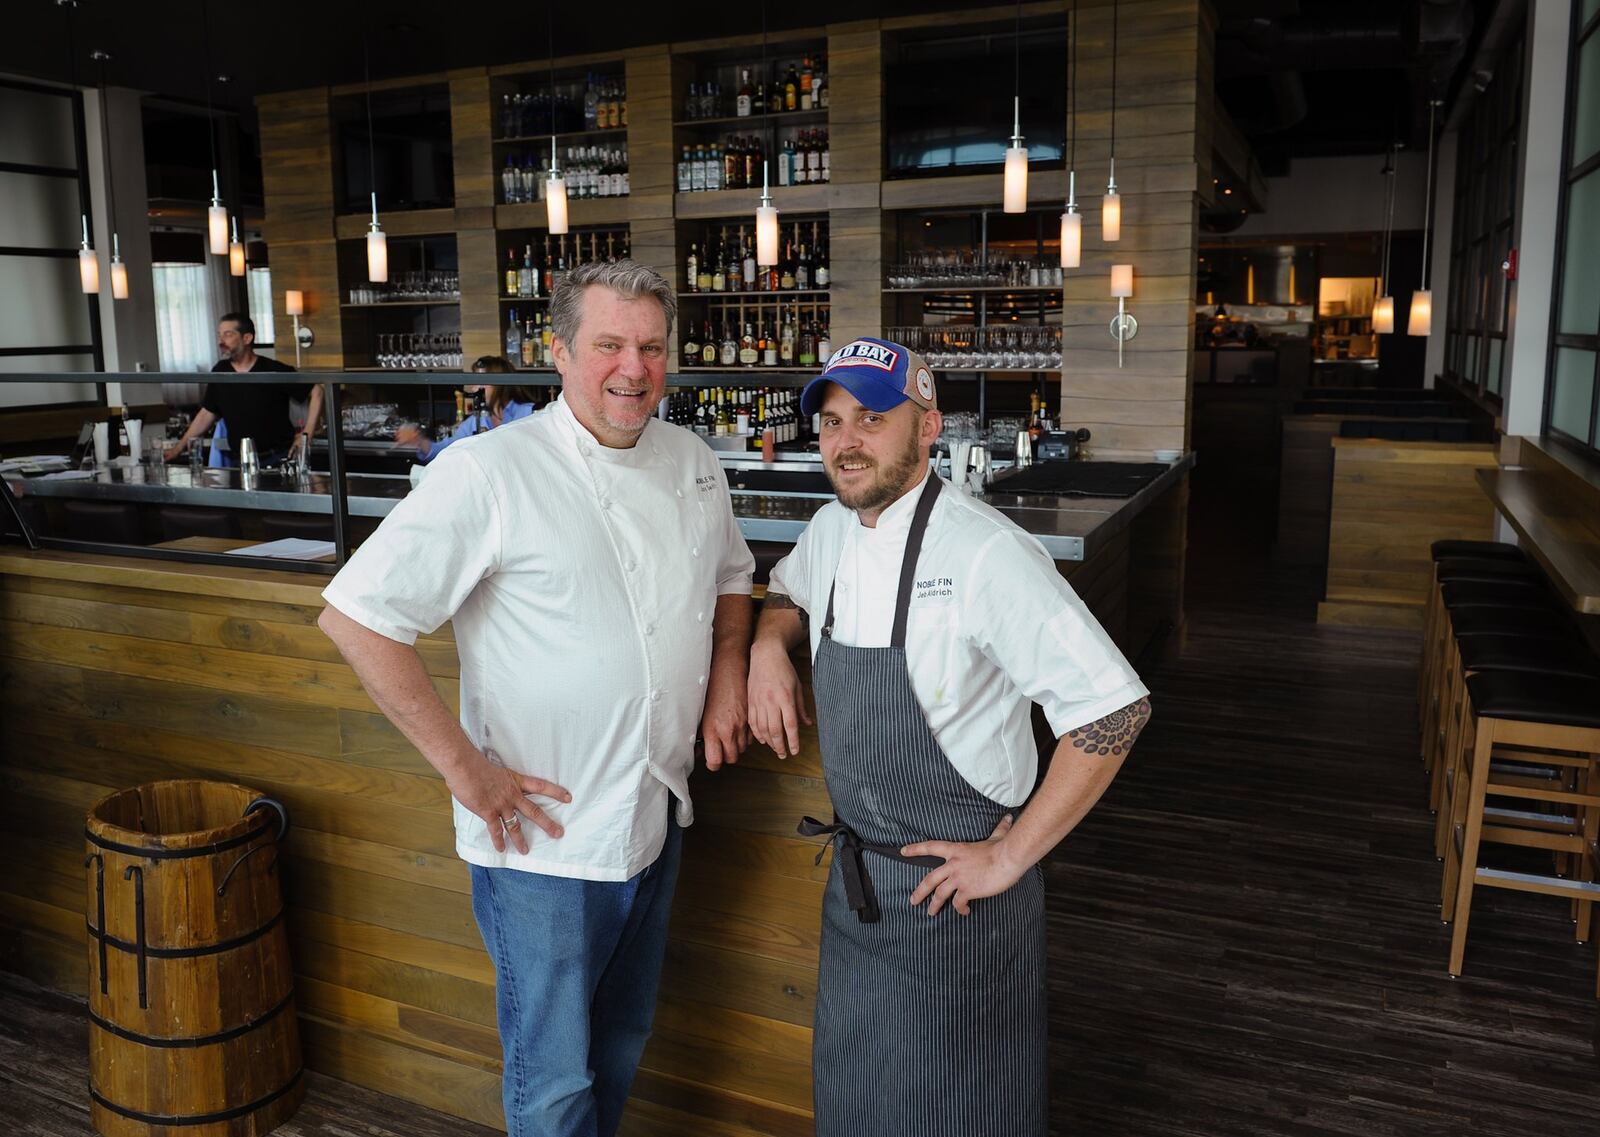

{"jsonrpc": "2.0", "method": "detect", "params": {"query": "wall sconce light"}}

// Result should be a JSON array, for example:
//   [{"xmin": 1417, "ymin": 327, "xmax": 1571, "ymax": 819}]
[
  {"xmin": 286, "ymin": 289, "xmax": 313, "ymax": 367},
  {"xmin": 1109, "ymin": 264, "xmax": 1137, "ymax": 368}
]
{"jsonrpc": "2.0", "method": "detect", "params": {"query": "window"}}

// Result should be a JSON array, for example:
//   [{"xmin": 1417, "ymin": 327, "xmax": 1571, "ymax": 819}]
[
  {"xmin": 247, "ymin": 266, "xmax": 275, "ymax": 348},
  {"xmin": 1444, "ymin": 30, "xmax": 1523, "ymax": 403},
  {"xmin": 152, "ymin": 262, "xmax": 217, "ymax": 372},
  {"xmin": 1544, "ymin": 3, "xmax": 1600, "ymax": 453}
]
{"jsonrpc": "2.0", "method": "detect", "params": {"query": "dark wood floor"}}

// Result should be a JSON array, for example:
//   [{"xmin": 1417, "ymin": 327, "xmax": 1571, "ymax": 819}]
[
  {"xmin": 4, "ymin": 473, "xmax": 1597, "ymax": 1136},
  {"xmin": 1043, "ymin": 476, "xmax": 1600, "ymax": 1136}
]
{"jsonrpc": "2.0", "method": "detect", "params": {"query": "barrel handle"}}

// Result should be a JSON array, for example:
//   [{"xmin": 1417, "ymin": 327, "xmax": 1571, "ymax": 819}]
[
  {"xmin": 122, "ymin": 865, "xmax": 147, "ymax": 1009},
  {"xmin": 83, "ymin": 853, "xmax": 108, "ymax": 995},
  {"xmin": 216, "ymin": 844, "xmax": 278, "ymax": 897},
  {"xmin": 245, "ymin": 797, "xmax": 290, "ymax": 843}
]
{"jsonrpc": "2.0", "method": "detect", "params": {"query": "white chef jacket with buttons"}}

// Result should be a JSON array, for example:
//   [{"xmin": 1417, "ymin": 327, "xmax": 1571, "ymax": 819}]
[
  {"xmin": 767, "ymin": 471, "xmax": 1147, "ymax": 808},
  {"xmin": 322, "ymin": 396, "xmax": 755, "ymax": 881}
]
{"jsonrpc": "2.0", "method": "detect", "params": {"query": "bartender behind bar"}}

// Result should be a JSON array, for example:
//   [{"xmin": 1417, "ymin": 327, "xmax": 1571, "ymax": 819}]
[{"xmin": 164, "ymin": 312, "xmax": 321, "ymax": 466}]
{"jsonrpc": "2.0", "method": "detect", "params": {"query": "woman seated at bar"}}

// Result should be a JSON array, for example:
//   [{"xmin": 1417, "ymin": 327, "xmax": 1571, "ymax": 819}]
[{"xmin": 394, "ymin": 356, "xmax": 538, "ymax": 463}]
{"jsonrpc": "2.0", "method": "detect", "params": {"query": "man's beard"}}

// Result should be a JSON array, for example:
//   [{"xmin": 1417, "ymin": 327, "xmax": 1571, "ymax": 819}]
[{"xmin": 826, "ymin": 430, "xmax": 924, "ymax": 514}]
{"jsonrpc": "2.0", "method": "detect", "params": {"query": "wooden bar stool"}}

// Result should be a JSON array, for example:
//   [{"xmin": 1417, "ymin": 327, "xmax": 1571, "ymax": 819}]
[
  {"xmin": 1439, "ymin": 671, "xmax": 1600, "ymax": 987},
  {"xmin": 1421, "ymin": 579, "xmax": 1553, "ymax": 780}
]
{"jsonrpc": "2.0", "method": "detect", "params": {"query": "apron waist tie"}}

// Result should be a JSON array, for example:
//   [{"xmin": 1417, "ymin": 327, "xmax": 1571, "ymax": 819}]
[{"xmin": 798, "ymin": 816, "xmax": 946, "ymax": 924}]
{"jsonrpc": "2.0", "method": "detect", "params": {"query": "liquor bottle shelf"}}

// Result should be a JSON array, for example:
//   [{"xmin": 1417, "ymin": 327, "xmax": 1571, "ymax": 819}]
[
  {"xmin": 677, "ymin": 290, "xmax": 832, "ymax": 300},
  {"xmin": 672, "ymin": 109, "xmax": 828, "ymax": 130},
  {"xmin": 674, "ymin": 183, "xmax": 831, "ymax": 219},
  {"xmin": 495, "ymin": 128, "xmax": 628, "ymax": 145}
]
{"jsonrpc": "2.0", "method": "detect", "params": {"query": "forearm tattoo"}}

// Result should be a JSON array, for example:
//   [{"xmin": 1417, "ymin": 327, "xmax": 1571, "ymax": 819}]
[
  {"xmin": 763, "ymin": 591, "xmax": 808, "ymax": 629},
  {"xmin": 1067, "ymin": 698, "xmax": 1152, "ymax": 757}
]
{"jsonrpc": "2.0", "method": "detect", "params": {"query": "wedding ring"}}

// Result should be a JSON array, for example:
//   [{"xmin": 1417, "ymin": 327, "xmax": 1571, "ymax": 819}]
[{"xmin": 503, "ymin": 814, "xmax": 521, "ymax": 829}]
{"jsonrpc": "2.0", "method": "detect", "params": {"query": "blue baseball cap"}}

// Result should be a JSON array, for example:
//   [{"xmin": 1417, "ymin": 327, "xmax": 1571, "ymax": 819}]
[{"xmin": 799, "ymin": 337, "xmax": 938, "ymax": 417}]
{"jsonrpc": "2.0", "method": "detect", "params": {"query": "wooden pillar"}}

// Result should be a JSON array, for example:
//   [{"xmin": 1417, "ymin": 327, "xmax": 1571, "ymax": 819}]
[
  {"xmin": 826, "ymin": 20, "xmax": 886, "ymax": 347},
  {"xmin": 625, "ymin": 46, "xmax": 681, "ymax": 356},
  {"xmin": 258, "ymin": 89, "xmax": 344, "ymax": 368},
  {"xmin": 1057, "ymin": 0, "xmax": 1213, "ymax": 460},
  {"xmin": 450, "ymin": 69, "xmax": 501, "ymax": 363}
]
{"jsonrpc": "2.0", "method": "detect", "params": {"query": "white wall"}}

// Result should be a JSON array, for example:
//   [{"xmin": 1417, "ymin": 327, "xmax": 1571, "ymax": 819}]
[
  {"xmin": 1503, "ymin": 0, "xmax": 1573, "ymax": 437},
  {"xmin": 1230, "ymin": 152, "xmax": 1432, "ymax": 238}
]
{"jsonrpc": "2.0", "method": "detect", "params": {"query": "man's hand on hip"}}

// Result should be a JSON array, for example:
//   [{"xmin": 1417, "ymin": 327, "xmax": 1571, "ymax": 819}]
[{"xmin": 445, "ymin": 744, "xmax": 572, "ymax": 856}]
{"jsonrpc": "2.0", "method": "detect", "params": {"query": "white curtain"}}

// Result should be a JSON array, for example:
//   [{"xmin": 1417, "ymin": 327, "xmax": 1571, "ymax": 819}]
[
  {"xmin": 247, "ymin": 266, "xmax": 276, "ymax": 347},
  {"xmin": 152, "ymin": 263, "xmax": 217, "ymax": 373}
]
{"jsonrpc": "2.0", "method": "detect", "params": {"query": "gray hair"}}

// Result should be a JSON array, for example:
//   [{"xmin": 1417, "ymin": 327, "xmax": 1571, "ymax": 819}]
[{"xmin": 549, "ymin": 258, "xmax": 676, "ymax": 351}]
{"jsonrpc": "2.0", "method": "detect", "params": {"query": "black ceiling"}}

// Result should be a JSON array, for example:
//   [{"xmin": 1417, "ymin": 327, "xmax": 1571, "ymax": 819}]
[{"xmin": 5, "ymin": 0, "xmax": 1494, "ymax": 170}]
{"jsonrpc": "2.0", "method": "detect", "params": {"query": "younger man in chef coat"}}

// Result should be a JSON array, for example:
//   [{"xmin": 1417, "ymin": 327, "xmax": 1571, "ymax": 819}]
[{"xmin": 747, "ymin": 337, "xmax": 1151, "ymax": 1137}]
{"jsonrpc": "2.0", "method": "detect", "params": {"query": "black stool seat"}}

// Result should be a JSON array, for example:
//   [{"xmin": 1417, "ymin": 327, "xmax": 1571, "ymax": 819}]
[
  {"xmin": 1466, "ymin": 671, "xmax": 1600, "ymax": 729},
  {"xmin": 61, "ymin": 500, "xmax": 144, "ymax": 545},
  {"xmin": 1436, "ymin": 557, "xmax": 1544, "ymax": 584},
  {"xmin": 1441, "ymin": 580, "xmax": 1553, "ymax": 610},
  {"xmin": 261, "ymin": 513, "xmax": 334, "ymax": 542},
  {"xmin": 1450, "ymin": 608, "xmax": 1576, "ymax": 639},
  {"xmin": 1431, "ymin": 539, "xmax": 1525, "ymax": 562},
  {"xmin": 158, "ymin": 506, "xmax": 242, "ymax": 541},
  {"xmin": 1459, "ymin": 635, "xmax": 1600, "ymax": 680}
]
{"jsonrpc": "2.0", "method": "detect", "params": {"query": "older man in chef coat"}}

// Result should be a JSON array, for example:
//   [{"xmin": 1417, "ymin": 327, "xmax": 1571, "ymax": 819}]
[
  {"xmin": 748, "ymin": 337, "xmax": 1152, "ymax": 1137},
  {"xmin": 319, "ymin": 259, "xmax": 755, "ymax": 1137}
]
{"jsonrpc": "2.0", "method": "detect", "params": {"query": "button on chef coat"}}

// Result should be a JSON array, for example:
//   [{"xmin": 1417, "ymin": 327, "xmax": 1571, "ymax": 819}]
[
  {"xmin": 323, "ymin": 397, "xmax": 754, "ymax": 881},
  {"xmin": 768, "ymin": 470, "xmax": 1146, "ymax": 807}
]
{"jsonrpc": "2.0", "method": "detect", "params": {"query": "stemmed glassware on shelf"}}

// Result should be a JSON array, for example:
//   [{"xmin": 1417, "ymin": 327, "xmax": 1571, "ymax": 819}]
[
  {"xmin": 886, "ymin": 325, "xmax": 1061, "ymax": 371},
  {"xmin": 885, "ymin": 251, "xmax": 1063, "ymax": 290},
  {"xmin": 374, "ymin": 332, "xmax": 463, "ymax": 370},
  {"xmin": 348, "ymin": 270, "xmax": 461, "ymax": 305}
]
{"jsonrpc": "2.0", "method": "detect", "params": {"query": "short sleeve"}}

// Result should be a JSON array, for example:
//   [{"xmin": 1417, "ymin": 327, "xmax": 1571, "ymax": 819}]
[
  {"xmin": 710, "ymin": 462, "xmax": 755, "ymax": 596},
  {"xmin": 321, "ymin": 445, "xmax": 504, "ymax": 644},
  {"xmin": 766, "ymin": 518, "xmax": 822, "ymax": 612},
  {"xmin": 962, "ymin": 529, "xmax": 1148, "ymax": 738},
  {"xmin": 200, "ymin": 384, "xmax": 221, "ymax": 415}
]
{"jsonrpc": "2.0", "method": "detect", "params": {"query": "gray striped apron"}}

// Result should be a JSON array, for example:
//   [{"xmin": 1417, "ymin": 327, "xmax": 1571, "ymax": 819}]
[{"xmin": 800, "ymin": 474, "xmax": 1048, "ymax": 1137}]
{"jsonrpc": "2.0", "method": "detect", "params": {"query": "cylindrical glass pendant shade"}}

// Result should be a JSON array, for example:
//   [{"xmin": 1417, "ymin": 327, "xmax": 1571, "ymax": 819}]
[
  {"xmin": 1003, "ymin": 146, "xmax": 1028, "ymax": 213},
  {"xmin": 1060, "ymin": 210, "xmax": 1082, "ymax": 269},
  {"xmin": 1407, "ymin": 290, "xmax": 1432, "ymax": 337}
]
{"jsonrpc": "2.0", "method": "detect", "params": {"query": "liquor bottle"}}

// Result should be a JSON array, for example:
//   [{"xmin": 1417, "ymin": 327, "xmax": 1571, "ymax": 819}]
[
  {"xmin": 743, "ymin": 136, "xmax": 760, "ymax": 191},
  {"xmin": 817, "ymin": 321, "xmax": 832, "ymax": 362},
  {"xmin": 742, "ymin": 232, "xmax": 757, "ymax": 290},
  {"xmin": 521, "ymin": 316, "xmax": 537, "ymax": 368},
  {"xmin": 696, "ymin": 250, "xmax": 713, "ymax": 293},
  {"xmin": 701, "ymin": 320, "xmax": 718, "ymax": 366},
  {"xmin": 551, "ymin": 238, "xmax": 568, "ymax": 291},
  {"xmin": 814, "ymin": 227, "xmax": 830, "ymax": 288},
  {"xmin": 519, "ymin": 244, "xmax": 536, "ymax": 298},
  {"xmin": 541, "ymin": 236, "xmax": 554, "ymax": 294},
  {"xmin": 505, "ymin": 308, "xmax": 522, "ymax": 360},
  {"xmin": 753, "ymin": 73, "xmax": 767, "ymax": 116},
  {"xmin": 784, "ymin": 63, "xmax": 799, "ymax": 111},
  {"xmin": 817, "ymin": 63, "xmax": 829, "ymax": 109},
  {"xmin": 686, "ymin": 243, "xmax": 700, "ymax": 292},
  {"xmin": 795, "ymin": 244, "xmax": 811, "ymax": 290},
  {"xmin": 682, "ymin": 321, "xmax": 701, "ymax": 368},
  {"xmin": 711, "ymin": 243, "xmax": 727, "ymax": 293},
  {"xmin": 761, "ymin": 322, "xmax": 778, "ymax": 367},
  {"xmin": 820, "ymin": 130, "xmax": 830, "ymax": 183},
  {"xmin": 694, "ymin": 389, "xmax": 710, "ymax": 435},
  {"xmin": 736, "ymin": 69, "xmax": 753, "ymax": 117},
  {"xmin": 453, "ymin": 390, "xmax": 467, "ymax": 428},
  {"xmin": 505, "ymin": 247, "xmax": 519, "ymax": 297},
  {"xmin": 800, "ymin": 57, "xmax": 814, "ymax": 110},
  {"xmin": 780, "ymin": 315, "xmax": 796, "ymax": 365},
  {"xmin": 678, "ymin": 145, "xmax": 692, "ymax": 192},
  {"xmin": 502, "ymin": 156, "xmax": 518, "ymax": 204},
  {"xmin": 780, "ymin": 236, "xmax": 797, "ymax": 291},
  {"xmin": 739, "ymin": 323, "xmax": 759, "ymax": 366},
  {"xmin": 719, "ymin": 325, "xmax": 738, "ymax": 366},
  {"xmin": 798, "ymin": 319, "xmax": 817, "ymax": 367},
  {"xmin": 706, "ymin": 144, "xmax": 723, "ymax": 191},
  {"xmin": 583, "ymin": 75, "xmax": 599, "ymax": 130},
  {"xmin": 714, "ymin": 389, "xmax": 731, "ymax": 436},
  {"xmin": 777, "ymin": 139, "xmax": 794, "ymax": 187},
  {"xmin": 684, "ymin": 81, "xmax": 699, "ymax": 120}
]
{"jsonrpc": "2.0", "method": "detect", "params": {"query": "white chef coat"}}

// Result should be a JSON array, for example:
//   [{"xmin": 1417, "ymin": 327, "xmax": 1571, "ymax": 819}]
[
  {"xmin": 322, "ymin": 397, "xmax": 755, "ymax": 881},
  {"xmin": 767, "ymin": 471, "xmax": 1147, "ymax": 807}
]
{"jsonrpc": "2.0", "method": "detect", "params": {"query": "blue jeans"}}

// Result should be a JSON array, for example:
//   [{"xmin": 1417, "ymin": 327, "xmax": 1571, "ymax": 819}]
[{"xmin": 469, "ymin": 813, "xmax": 682, "ymax": 1137}]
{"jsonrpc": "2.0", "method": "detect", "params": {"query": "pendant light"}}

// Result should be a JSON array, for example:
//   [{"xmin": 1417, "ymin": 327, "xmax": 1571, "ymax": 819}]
[
  {"xmin": 1002, "ymin": 1, "xmax": 1028, "ymax": 213},
  {"xmin": 229, "ymin": 216, "xmax": 246, "ymax": 276},
  {"xmin": 1059, "ymin": 3, "xmax": 1081, "ymax": 268},
  {"xmin": 1373, "ymin": 145, "xmax": 1398, "ymax": 334},
  {"xmin": 360, "ymin": 9, "xmax": 388, "ymax": 281},
  {"xmin": 1102, "ymin": 0, "xmax": 1121, "ymax": 242},
  {"xmin": 91, "ymin": 50, "xmax": 130, "ymax": 299},
  {"xmin": 60, "ymin": 1, "xmax": 97, "ymax": 294},
  {"xmin": 198, "ymin": 0, "xmax": 228, "ymax": 256},
  {"xmin": 544, "ymin": 2, "xmax": 569, "ymax": 235},
  {"xmin": 1408, "ymin": 99, "xmax": 1440, "ymax": 337},
  {"xmin": 754, "ymin": 0, "xmax": 778, "ymax": 265}
]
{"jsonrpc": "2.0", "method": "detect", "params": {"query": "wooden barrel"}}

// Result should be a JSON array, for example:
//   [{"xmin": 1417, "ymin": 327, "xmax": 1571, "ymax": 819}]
[{"xmin": 84, "ymin": 779, "xmax": 304, "ymax": 1137}]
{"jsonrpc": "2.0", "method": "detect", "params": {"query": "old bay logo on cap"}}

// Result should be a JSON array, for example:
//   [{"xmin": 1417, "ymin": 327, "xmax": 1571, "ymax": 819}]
[{"xmin": 825, "ymin": 339, "xmax": 900, "ymax": 373}]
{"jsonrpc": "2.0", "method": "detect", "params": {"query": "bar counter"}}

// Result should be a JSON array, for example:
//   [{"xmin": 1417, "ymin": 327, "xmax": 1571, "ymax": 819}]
[{"xmin": 0, "ymin": 461, "xmax": 1186, "ymax": 1137}]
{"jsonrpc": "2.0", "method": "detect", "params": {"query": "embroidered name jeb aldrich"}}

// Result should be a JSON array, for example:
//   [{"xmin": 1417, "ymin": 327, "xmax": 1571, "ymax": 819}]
[{"xmin": 915, "ymin": 576, "xmax": 954, "ymax": 600}]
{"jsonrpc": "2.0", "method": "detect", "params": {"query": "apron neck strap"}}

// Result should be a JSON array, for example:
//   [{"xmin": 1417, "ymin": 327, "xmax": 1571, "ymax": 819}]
[{"xmin": 822, "ymin": 472, "xmax": 942, "ymax": 650}]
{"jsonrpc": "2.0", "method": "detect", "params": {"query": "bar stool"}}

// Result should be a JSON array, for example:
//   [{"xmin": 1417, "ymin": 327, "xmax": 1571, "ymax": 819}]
[
  {"xmin": 158, "ymin": 506, "xmax": 242, "ymax": 541},
  {"xmin": 260, "ymin": 513, "xmax": 334, "ymax": 542},
  {"xmin": 1439, "ymin": 672, "xmax": 1600, "ymax": 989},
  {"xmin": 1419, "ymin": 552, "xmax": 1539, "ymax": 732},
  {"xmin": 1429, "ymin": 539, "xmax": 1526, "ymax": 561},
  {"xmin": 1420, "ymin": 577, "xmax": 1560, "ymax": 782},
  {"xmin": 61, "ymin": 500, "xmax": 145, "ymax": 545}
]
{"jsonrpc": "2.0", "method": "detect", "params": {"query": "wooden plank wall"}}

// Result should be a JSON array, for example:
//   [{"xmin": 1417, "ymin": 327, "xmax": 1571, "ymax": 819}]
[
  {"xmin": 1315, "ymin": 440, "xmax": 1499, "ymax": 629},
  {"xmin": 0, "ymin": 551, "xmax": 831, "ymax": 1137},
  {"xmin": 1057, "ymin": 0, "xmax": 1212, "ymax": 461}
]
